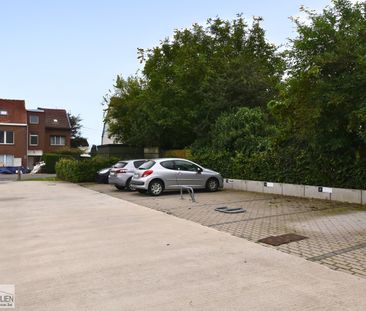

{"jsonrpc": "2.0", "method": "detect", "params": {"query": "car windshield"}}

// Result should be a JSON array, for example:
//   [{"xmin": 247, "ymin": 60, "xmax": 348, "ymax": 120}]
[
  {"xmin": 139, "ymin": 160, "xmax": 155, "ymax": 170},
  {"xmin": 114, "ymin": 162, "xmax": 127, "ymax": 168}
]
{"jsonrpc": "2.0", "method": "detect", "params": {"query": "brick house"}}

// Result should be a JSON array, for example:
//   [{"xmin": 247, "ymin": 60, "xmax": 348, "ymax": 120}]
[{"xmin": 0, "ymin": 99, "xmax": 71, "ymax": 168}]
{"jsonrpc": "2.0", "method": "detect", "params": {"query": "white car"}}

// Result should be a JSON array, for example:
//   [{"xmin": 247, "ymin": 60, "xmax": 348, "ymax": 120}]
[{"xmin": 131, "ymin": 158, "xmax": 223, "ymax": 196}]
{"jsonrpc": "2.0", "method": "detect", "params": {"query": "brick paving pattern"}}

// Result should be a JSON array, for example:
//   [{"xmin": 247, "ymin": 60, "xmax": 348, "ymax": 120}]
[{"xmin": 84, "ymin": 184, "xmax": 366, "ymax": 279}]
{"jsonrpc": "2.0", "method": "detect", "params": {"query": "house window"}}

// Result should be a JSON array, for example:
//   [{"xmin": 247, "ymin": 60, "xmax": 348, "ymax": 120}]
[
  {"xmin": 0, "ymin": 154, "xmax": 14, "ymax": 166},
  {"xmin": 0, "ymin": 110, "xmax": 8, "ymax": 116},
  {"xmin": 29, "ymin": 134, "xmax": 38, "ymax": 146},
  {"xmin": 50, "ymin": 136, "xmax": 65, "ymax": 146},
  {"xmin": 0, "ymin": 131, "xmax": 14, "ymax": 144},
  {"xmin": 29, "ymin": 115, "xmax": 39, "ymax": 124}
]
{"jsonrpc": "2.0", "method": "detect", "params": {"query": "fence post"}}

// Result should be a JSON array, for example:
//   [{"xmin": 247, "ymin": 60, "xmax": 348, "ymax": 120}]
[{"xmin": 17, "ymin": 168, "xmax": 22, "ymax": 181}]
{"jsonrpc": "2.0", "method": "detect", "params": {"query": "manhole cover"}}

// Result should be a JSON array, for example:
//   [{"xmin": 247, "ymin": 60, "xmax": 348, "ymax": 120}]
[
  {"xmin": 215, "ymin": 207, "xmax": 246, "ymax": 214},
  {"xmin": 258, "ymin": 233, "xmax": 308, "ymax": 246}
]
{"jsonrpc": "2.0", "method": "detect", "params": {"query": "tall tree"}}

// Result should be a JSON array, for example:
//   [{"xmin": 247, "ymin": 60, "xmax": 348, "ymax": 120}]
[
  {"xmin": 264, "ymin": 0, "xmax": 366, "ymax": 187},
  {"xmin": 105, "ymin": 15, "xmax": 284, "ymax": 148},
  {"xmin": 278, "ymin": 0, "xmax": 366, "ymax": 155},
  {"xmin": 68, "ymin": 113, "xmax": 89, "ymax": 148},
  {"xmin": 104, "ymin": 75, "xmax": 152, "ymax": 146}
]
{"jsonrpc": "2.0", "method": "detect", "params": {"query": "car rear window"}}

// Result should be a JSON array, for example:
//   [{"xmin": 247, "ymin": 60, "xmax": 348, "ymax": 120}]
[
  {"xmin": 139, "ymin": 160, "xmax": 155, "ymax": 170},
  {"xmin": 114, "ymin": 161, "xmax": 127, "ymax": 168},
  {"xmin": 134, "ymin": 160, "xmax": 148, "ymax": 168}
]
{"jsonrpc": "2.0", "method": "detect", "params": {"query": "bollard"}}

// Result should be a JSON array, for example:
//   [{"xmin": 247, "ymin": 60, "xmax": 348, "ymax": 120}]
[
  {"xmin": 17, "ymin": 168, "xmax": 22, "ymax": 181},
  {"xmin": 180, "ymin": 186, "xmax": 196, "ymax": 202}
]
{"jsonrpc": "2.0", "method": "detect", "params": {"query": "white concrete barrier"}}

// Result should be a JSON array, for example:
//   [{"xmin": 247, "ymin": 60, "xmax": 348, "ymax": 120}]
[
  {"xmin": 332, "ymin": 188, "xmax": 362, "ymax": 204},
  {"xmin": 304, "ymin": 186, "xmax": 331, "ymax": 200},
  {"xmin": 263, "ymin": 182, "xmax": 283, "ymax": 195},
  {"xmin": 246, "ymin": 180, "xmax": 264, "ymax": 193},
  {"xmin": 282, "ymin": 183, "xmax": 305, "ymax": 197},
  {"xmin": 222, "ymin": 178, "xmax": 365, "ymax": 205},
  {"xmin": 223, "ymin": 179, "xmax": 234, "ymax": 190},
  {"xmin": 362, "ymin": 190, "xmax": 366, "ymax": 205},
  {"xmin": 239, "ymin": 180, "xmax": 247, "ymax": 191},
  {"xmin": 224, "ymin": 179, "xmax": 247, "ymax": 191}
]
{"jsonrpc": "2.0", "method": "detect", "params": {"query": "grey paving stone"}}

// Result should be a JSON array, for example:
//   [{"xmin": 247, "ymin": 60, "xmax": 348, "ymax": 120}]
[{"xmin": 83, "ymin": 184, "xmax": 366, "ymax": 279}]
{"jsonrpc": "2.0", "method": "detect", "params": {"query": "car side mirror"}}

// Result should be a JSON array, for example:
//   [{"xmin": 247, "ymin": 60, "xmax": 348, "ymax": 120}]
[{"xmin": 196, "ymin": 167, "xmax": 203, "ymax": 174}]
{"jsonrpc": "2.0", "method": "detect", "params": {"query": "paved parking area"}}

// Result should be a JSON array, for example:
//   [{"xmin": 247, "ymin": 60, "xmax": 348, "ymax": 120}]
[
  {"xmin": 83, "ymin": 183, "xmax": 366, "ymax": 278},
  {"xmin": 3, "ymin": 181, "xmax": 366, "ymax": 310}
]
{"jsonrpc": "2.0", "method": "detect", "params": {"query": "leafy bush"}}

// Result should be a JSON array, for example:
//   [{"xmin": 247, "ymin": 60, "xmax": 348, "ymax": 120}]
[
  {"xmin": 56, "ymin": 156, "xmax": 118, "ymax": 183},
  {"xmin": 210, "ymin": 107, "xmax": 273, "ymax": 155},
  {"xmin": 190, "ymin": 101, "xmax": 366, "ymax": 189},
  {"xmin": 42, "ymin": 153, "xmax": 77, "ymax": 173}
]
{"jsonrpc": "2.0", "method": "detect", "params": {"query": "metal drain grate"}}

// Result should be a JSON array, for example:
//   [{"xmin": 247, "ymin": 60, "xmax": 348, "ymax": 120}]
[
  {"xmin": 215, "ymin": 207, "xmax": 246, "ymax": 214},
  {"xmin": 258, "ymin": 233, "xmax": 308, "ymax": 246}
]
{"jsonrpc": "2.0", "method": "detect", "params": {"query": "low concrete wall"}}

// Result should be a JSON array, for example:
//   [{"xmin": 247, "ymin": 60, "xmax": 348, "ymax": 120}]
[
  {"xmin": 282, "ymin": 183, "xmax": 305, "ymax": 198},
  {"xmin": 263, "ymin": 182, "xmax": 283, "ymax": 195},
  {"xmin": 304, "ymin": 186, "xmax": 331, "ymax": 201},
  {"xmin": 224, "ymin": 179, "xmax": 233, "ymax": 190},
  {"xmin": 247, "ymin": 180, "xmax": 264, "ymax": 193},
  {"xmin": 332, "ymin": 188, "xmax": 362, "ymax": 204},
  {"xmin": 225, "ymin": 179, "xmax": 247, "ymax": 191},
  {"xmin": 223, "ymin": 179, "xmax": 365, "ymax": 205},
  {"xmin": 362, "ymin": 191, "xmax": 366, "ymax": 205}
]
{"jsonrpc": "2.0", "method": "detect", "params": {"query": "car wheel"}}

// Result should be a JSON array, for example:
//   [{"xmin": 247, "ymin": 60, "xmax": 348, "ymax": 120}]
[
  {"xmin": 115, "ymin": 185, "xmax": 125, "ymax": 191},
  {"xmin": 125, "ymin": 178, "xmax": 134, "ymax": 191},
  {"xmin": 148, "ymin": 180, "xmax": 163, "ymax": 196},
  {"xmin": 206, "ymin": 178, "xmax": 219, "ymax": 192}
]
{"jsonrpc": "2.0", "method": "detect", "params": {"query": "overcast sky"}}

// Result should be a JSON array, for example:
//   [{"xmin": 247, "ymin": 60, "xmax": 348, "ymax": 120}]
[{"xmin": 0, "ymin": 0, "xmax": 350, "ymax": 146}]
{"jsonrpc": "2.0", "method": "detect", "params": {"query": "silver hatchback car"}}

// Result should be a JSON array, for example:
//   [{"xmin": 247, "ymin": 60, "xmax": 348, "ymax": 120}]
[
  {"xmin": 131, "ymin": 158, "xmax": 223, "ymax": 196},
  {"xmin": 108, "ymin": 159, "xmax": 148, "ymax": 191}
]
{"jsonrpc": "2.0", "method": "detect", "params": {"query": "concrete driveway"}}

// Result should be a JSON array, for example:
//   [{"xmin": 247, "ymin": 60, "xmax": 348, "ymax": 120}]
[
  {"xmin": 1, "ymin": 181, "xmax": 366, "ymax": 310},
  {"xmin": 0, "ymin": 173, "xmax": 56, "ymax": 182}
]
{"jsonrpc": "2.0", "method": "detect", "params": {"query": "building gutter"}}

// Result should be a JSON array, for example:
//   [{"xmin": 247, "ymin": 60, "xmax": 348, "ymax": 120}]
[{"xmin": 0, "ymin": 123, "xmax": 27, "ymax": 126}]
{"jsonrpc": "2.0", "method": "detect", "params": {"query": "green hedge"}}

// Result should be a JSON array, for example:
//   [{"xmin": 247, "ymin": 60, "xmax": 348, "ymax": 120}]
[
  {"xmin": 55, "ymin": 156, "xmax": 118, "ymax": 183},
  {"xmin": 190, "ymin": 147, "xmax": 366, "ymax": 189},
  {"xmin": 42, "ymin": 153, "xmax": 76, "ymax": 173}
]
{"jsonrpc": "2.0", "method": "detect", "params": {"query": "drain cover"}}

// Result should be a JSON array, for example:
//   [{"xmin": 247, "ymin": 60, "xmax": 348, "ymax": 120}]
[
  {"xmin": 258, "ymin": 233, "xmax": 308, "ymax": 246},
  {"xmin": 215, "ymin": 207, "xmax": 246, "ymax": 214}
]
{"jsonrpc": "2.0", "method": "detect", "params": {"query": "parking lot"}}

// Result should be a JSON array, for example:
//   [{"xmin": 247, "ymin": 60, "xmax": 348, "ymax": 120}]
[
  {"xmin": 3, "ymin": 181, "xmax": 366, "ymax": 310},
  {"xmin": 83, "ymin": 183, "xmax": 366, "ymax": 278}
]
